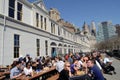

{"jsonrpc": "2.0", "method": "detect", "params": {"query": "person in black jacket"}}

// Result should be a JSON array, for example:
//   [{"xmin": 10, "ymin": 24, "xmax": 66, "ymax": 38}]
[
  {"xmin": 36, "ymin": 59, "xmax": 43, "ymax": 72},
  {"xmin": 58, "ymin": 62, "xmax": 72, "ymax": 80}
]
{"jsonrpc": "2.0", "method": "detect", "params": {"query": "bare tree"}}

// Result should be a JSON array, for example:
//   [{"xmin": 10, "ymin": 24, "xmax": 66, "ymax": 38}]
[{"xmin": 96, "ymin": 36, "xmax": 120, "ymax": 51}]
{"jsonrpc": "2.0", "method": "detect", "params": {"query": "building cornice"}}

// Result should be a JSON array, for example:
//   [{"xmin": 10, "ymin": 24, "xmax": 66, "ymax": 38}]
[
  {"xmin": 0, "ymin": 14, "xmax": 85, "ymax": 48},
  {"xmin": 18, "ymin": 0, "xmax": 33, "ymax": 8},
  {"xmin": 0, "ymin": 14, "xmax": 50, "ymax": 38}
]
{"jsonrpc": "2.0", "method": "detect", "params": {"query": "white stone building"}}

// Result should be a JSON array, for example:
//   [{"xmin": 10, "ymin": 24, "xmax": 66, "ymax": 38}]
[{"xmin": 0, "ymin": 0, "xmax": 90, "ymax": 65}]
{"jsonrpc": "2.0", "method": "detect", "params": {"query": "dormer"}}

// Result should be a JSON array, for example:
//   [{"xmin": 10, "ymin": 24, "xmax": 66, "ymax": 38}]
[{"xmin": 33, "ymin": 0, "xmax": 47, "ymax": 12}]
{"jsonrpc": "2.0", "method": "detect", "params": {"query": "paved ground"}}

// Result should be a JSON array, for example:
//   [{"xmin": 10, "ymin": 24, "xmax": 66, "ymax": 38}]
[{"xmin": 103, "ymin": 57, "xmax": 120, "ymax": 80}]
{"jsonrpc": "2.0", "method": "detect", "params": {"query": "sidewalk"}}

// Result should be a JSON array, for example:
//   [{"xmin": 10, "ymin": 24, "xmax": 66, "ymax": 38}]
[{"xmin": 103, "ymin": 57, "xmax": 120, "ymax": 80}]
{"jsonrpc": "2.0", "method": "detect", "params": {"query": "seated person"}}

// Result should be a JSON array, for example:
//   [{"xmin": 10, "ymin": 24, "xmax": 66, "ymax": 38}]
[
  {"xmin": 23, "ymin": 54, "xmax": 31, "ymax": 63},
  {"xmin": 103, "ymin": 54, "xmax": 116, "ymax": 74},
  {"xmin": 58, "ymin": 62, "xmax": 72, "ymax": 80},
  {"xmin": 36, "ymin": 59, "xmax": 43, "ymax": 72},
  {"xmin": 11, "ymin": 60, "xmax": 17, "ymax": 69},
  {"xmin": 24, "ymin": 62, "xmax": 33, "ymax": 77},
  {"xmin": 87, "ymin": 59, "xmax": 105, "ymax": 80},
  {"xmin": 10, "ymin": 61, "xmax": 23, "ymax": 79},
  {"xmin": 70, "ymin": 59, "xmax": 79, "ymax": 75},
  {"xmin": 59, "ymin": 61, "xmax": 89, "ymax": 80},
  {"xmin": 56, "ymin": 57, "xmax": 65, "ymax": 73}
]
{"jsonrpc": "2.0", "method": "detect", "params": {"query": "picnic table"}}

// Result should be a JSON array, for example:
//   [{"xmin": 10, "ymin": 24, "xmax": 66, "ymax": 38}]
[
  {"xmin": 16, "ymin": 66, "xmax": 56, "ymax": 80},
  {"xmin": 0, "ymin": 71, "xmax": 10, "ymax": 79}
]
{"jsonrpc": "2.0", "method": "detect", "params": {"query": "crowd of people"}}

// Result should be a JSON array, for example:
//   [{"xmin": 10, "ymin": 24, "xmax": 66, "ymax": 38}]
[{"xmin": 9, "ymin": 51, "xmax": 116, "ymax": 80}]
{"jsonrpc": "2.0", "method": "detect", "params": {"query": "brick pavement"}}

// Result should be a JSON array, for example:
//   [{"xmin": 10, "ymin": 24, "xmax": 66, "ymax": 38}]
[{"xmin": 103, "ymin": 57, "xmax": 120, "ymax": 80}]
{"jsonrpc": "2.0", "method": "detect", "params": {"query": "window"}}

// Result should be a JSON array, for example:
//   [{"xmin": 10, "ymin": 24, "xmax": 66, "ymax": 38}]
[
  {"xmin": 64, "ymin": 49, "xmax": 66, "ymax": 54},
  {"xmin": 9, "ymin": 0, "xmax": 23, "ymax": 20},
  {"xmin": 9, "ymin": 0, "xmax": 15, "ymax": 18},
  {"xmin": 17, "ymin": 2, "xmax": 22, "ymax": 21},
  {"xmin": 36, "ymin": 39, "xmax": 40, "ymax": 56},
  {"xmin": 14, "ymin": 34, "xmax": 20, "ymax": 58},
  {"xmin": 51, "ymin": 23, "xmax": 53, "ymax": 33},
  {"xmin": 67, "ymin": 32, "xmax": 69, "ymax": 38},
  {"xmin": 41, "ymin": 15, "xmax": 43, "ymax": 29},
  {"xmin": 45, "ymin": 40, "xmax": 48, "ymax": 55},
  {"xmin": 64, "ymin": 30, "xmax": 66, "ymax": 36},
  {"xmin": 51, "ymin": 22, "xmax": 55, "ymax": 34},
  {"xmin": 53, "ymin": 24, "xmax": 55, "ymax": 33},
  {"xmin": 36, "ymin": 13, "xmax": 39, "ymax": 27},
  {"xmin": 58, "ymin": 26, "xmax": 60, "ymax": 35},
  {"xmin": 44, "ymin": 18, "xmax": 47, "ymax": 30}
]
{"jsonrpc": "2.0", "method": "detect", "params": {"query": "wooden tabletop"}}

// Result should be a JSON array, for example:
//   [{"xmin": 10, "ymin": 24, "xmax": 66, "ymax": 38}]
[
  {"xmin": 0, "ymin": 71, "xmax": 10, "ymax": 76},
  {"xmin": 16, "ymin": 66, "xmax": 56, "ymax": 80}
]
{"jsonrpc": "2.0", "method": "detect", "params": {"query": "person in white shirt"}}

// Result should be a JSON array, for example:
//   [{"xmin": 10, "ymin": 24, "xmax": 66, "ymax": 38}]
[
  {"xmin": 103, "ymin": 54, "xmax": 112, "ymax": 64},
  {"xmin": 24, "ymin": 62, "xmax": 33, "ymax": 77},
  {"xmin": 56, "ymin": 57, "xmax": 65, "ymax": 73},
  {"xmin": 103, "ymin": 54, "xmax": 116, "ymax": 74}
]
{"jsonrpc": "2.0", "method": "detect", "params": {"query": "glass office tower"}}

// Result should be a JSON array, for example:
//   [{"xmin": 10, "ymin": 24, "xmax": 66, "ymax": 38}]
[{"xmin": 97, "ymin": 21, "xmax": 116, "ymax": 42}]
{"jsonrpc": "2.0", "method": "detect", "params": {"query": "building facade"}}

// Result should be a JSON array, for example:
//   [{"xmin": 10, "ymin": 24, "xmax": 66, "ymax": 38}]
[
  {"xmin": 97, "ymin": 21, "xmax": 116, "ymax": 42},
  {"xmin": 115, "ymin": 24, "xmax": 120, "ymax": 37},
  {"xmin": 0, "ymin": 0, "xmax": 90, "ymax": 65},
  {"xmin": 81, "ymin": 21, "xmax": 97, "ymax": 51}
]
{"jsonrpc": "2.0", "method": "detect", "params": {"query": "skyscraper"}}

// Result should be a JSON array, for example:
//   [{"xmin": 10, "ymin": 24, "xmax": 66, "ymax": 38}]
[
  {"xmin": 91, "ymin": 21, "xmax": 96, "ymax": 37},
  {"xmin": 115, "ymin": 24, "xmax": 120, "ymax": 37},
  {"xmin": 97, "ymin": 21, "xmax": 116, "ymax": 42}
]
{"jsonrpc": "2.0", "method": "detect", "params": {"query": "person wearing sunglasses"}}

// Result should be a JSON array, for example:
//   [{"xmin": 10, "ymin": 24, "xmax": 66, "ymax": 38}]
[{"xmin": 58, "ymin": 61, "xmax": 72, "ymax": 80}]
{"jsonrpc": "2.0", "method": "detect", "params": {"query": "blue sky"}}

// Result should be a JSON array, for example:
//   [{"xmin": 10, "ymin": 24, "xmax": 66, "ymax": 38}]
[{"xmin": 29, "ymin": 0, "xmax": 120, "ymax": 29}]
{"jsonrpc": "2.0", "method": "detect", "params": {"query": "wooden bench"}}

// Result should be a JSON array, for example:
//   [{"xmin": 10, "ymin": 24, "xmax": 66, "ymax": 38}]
[
  {"xmin": 0, "ymin": 76, "xmax": 5, "ymax": 79},
  {"xmin": 46, "ymin": 74, "xmax": 59, "ymax": 80}
]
